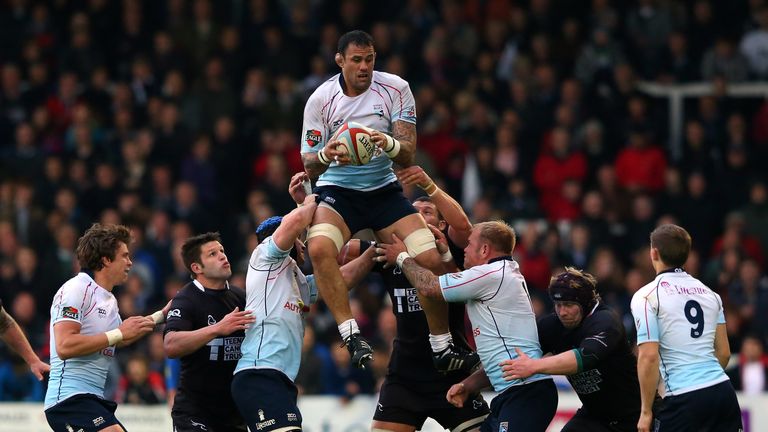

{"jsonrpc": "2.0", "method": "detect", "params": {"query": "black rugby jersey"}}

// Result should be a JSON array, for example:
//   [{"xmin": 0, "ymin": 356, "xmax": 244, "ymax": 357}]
[
  {"xmin": 538, "ymin": 303, "xmax": 640, "ymax": 422},
  {"xmin": 368, "ymin": 235, "xmax": 472, "ymax": 391},
  {"xmin": 164, "ymin": 281, "xmax": 246, "ymax": 426}
]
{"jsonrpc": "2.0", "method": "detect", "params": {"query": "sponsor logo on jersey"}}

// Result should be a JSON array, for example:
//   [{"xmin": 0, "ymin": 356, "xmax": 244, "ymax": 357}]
[
  {"xmin": 97, "ymin": 307, "xmax": 107, "ymax": 318},
  {"xmin": 305, "ymin": 129, "xmax": 322, "ymax": 147},
  {"xmin": 660, "ymin": 281, "xmax": 675, "ymax": 295},
  {"xmin": 207, "ymin": 315, "xmax": 217, "ymax": 326},
  {"xmin": 472, "ymin": 399, "xmax": 484, "ymax": 410},
  {"xmin": 287, "ymin": 412, "xmax": 298, "ymax": 422},
  {"xmin": 373, "ymin": 104, "xmax": 384, "ymax": 117},
  {"xmin": 323, "ymin": 196, "xmax": 336, "ymax": 205},
  {"xmin": 569, "ymin": 368, "xmax": 603, "ymax": 394},
  {"xmin": 332, "ymin": 119, "xmax": 344, "ymax": 128},
  {"xmin": 167, "ymin": 309, "xmax": 181, "ymax": 319},
  {"xmin": 207, "ymin": 336, "xmax": 244, "ymax": 361},
  {"xmin": 62, "ymin": 306, "xmax": 79, "ymax": 319},
  {"xmin": 394, "ymin": 288, "xmax": 422, "ymax": 313},
  {"xmin": 284, "ymin": 300, "xmax": 309, "ymax": 315},
  {"xmin": 92, "ymin": 416, "xmax": 105, "ymax": 427}
]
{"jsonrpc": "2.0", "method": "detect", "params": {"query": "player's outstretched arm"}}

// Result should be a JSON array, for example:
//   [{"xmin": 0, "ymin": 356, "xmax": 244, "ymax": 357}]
[
  {"xmin": 272, "ymin": 194, "xmax": 318, "ymax": 251},
  {"xmin": 54, "ymin": 315, "xmax": 155, "ymax": 359},
  {"xmin": 501, "ymin": 347, "xmax": 577, "ymax": 380},
  {"xmin": 164, "ymin": 307, "xmax": 255, "ymax": 358},
  {"xmin": 0, "ymin": 307, "xmax": 50, "ymax": 380},
  {"xmin": 636, "ymin": 342, "xmax": 661, "ymax": 432},
  {"xmin": 339, "ymin": 243, "xmax": 377, "ymax": 291},
  {"xmin": 397, "ymin": 166, "xmax": 472, "ymax": 248}
]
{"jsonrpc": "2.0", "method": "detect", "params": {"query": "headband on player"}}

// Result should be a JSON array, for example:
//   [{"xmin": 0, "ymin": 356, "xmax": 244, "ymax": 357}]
[{"xmin": 548, "ymin": 272, "xmax": 597, "ymax": 312}]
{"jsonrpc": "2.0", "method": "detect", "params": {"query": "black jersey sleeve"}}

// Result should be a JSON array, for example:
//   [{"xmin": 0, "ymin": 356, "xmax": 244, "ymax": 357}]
[
  {"xmin": 163, "ymin": 294, "xmax": 196, "ymax": 335},
  {"xmin": 574, "ymin": 310, "xmax": 623, "ymax": 371},
  {"xmin": 536, "ymin": 314, "xmax": 560, "ymax": 355}
]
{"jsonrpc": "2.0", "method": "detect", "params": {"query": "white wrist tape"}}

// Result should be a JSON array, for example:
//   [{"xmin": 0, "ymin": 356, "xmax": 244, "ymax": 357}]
[
  {"xmin": 150, "ymin": 310, "xmax": 165, "ymax": 325},
  {"xmin": 441, "ymin": 250, "xmax": 454, "ymax": 263},
  {"xmin": 105, "ymin": 329, "xmax": 123, "ymax": 346},
  {"xmin": 318, "ymin": 148, "xmax": 331, "ymax": 165},
  {"xmin": 396, "ymin": 251, "xmax": 410, "ymax": 268},
  {"xmin": 384, "ymin": 134, "xmax": 401, "ymax": 158}
]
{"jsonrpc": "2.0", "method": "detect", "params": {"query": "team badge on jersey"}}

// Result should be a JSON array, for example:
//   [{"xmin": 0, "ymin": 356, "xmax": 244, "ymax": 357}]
[
  {"xmin": 373, "ymin": 104, "xmax": 384, "ymax": 117},
  {"xmin": 62, "ymin": 306, "xmax": 79, "ymax": 319},
  {"xmin": 305, "ymin": 129, "xmax": 322, "ymax": 147}
]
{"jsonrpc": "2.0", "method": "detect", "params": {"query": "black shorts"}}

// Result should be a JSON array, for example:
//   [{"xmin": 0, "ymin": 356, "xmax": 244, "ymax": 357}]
[
  {"xmin": 44, "ymin": 394, "xmax": 124, "ymax": 432},
  {"xmin": 314, "ymin": 182, "xmax": 417, "ymax": 234},
  {"xmin": 374, "ymin": 378, "xmax": 489, "ymax": 431},
  {"xmin": 654, "ymin": 380, "xmax": 743, "ymax": 432},
  {"xmin": 481, "ymin": 379, "xmax": 557, "ymax": 432},
  {"xmin": 172, "ymin": 410, "xmax": 247, "ymax": 432},
  {"xmin": 561, "ymin": 408, "xmax": 638, "ymax": 432},
  {"xmin": 231, "ymin": 369, "xmax": 302, "ymax": 432}
]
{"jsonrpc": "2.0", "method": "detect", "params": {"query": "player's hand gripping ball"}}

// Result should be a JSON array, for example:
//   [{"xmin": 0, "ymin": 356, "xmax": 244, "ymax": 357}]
[{"xmin": 330, "ymin": 122, "xmax": 377, "ymax": 165}]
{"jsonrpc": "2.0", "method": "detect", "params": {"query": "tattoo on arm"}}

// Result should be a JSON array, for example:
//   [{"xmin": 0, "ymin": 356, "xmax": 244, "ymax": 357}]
[
  {"xmin": 0, "ymin": 309, "xmax": 13, "ymax": 333},
  {"xmin": 402, "ymin": 259, "xmax": 442, "ymax": 298},
  {"xmin": 391, "ymin": 121, "xmax": 416, "ymax": 167},
  {"xmin": 301, "ymin": 153, "xmax": 327, "ymax": 182}
]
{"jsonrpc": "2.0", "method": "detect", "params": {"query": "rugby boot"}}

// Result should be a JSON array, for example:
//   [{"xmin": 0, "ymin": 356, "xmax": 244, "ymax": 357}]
[{"xmin": 432, "ymin": 343, "xmax": 481, "ymax": 374}]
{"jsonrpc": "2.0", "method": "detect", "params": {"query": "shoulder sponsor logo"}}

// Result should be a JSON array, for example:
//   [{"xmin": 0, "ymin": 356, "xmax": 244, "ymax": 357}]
[
  {"xmin": 207, "ymin": 315, "xmax": 217, "ymax": 326},
  {"xmin": 167, "ymin": 309, "xmax": 181, "ymax": 319},
  {"xmin": 97, "ymin": 307, "xmax": 107, "ymax": 318},
  {"xmin": 62, "ymin": 306, "xmax": 79, "ymax": 319},
  {"xmin": 305, "ymin": 129, "xmax": 322, "ymax": 147}
]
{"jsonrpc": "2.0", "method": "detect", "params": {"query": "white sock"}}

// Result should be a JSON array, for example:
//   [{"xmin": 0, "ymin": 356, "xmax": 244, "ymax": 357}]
[
  {"xmin": 339, "ymin": 319, "xmax": 359, "ymax": 341},
  {"xmin": 429, "ymin": 333, "xmax": 453, "ymax": 353}
]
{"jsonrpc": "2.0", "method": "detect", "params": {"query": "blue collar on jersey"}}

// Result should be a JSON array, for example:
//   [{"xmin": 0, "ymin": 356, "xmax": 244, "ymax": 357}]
[
  {"xmin": 657, "ymin": 267, "xmax": 685, "ymax": 276},
  {"xmin": 338, "ymin": 73, "xmax": 346, "ymax": 92},
  {"xmin": 488, "ymin": 255, "xmax": 513, "ymax": 264}
]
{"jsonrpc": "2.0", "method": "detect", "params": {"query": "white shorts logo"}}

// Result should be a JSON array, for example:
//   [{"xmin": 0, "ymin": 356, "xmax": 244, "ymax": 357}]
[{"xmin": 92, "ymin": 416, "xmax": 105, "ymax": 427}]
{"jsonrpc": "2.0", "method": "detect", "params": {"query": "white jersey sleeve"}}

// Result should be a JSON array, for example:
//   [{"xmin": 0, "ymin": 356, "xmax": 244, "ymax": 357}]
[
  {"xmin": 439, "ymin": 263, "xmax": 507, "ymax": 303},
  {"xmin": 631, "ymin": 286, "xmax": 661, "ymax": 344},
  {"xmin": 300, "ymin": 86, "xmax": 329, "ymax": 155}
]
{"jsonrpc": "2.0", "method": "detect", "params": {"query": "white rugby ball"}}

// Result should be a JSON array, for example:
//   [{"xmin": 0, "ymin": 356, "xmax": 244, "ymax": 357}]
[{"xmin": 330, "ymin": 122, "xmax": 377, "ymax": 165}]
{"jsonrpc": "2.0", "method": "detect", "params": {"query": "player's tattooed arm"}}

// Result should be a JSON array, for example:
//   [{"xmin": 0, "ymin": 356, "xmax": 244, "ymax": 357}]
[
  {"xmin": 402, "ymin": 258, "xmax": 442, "ymax": 298},
  {"xmin": 302, "ymin": 152, "xmax": 329, "ymax": 182},
  {"xmin": 390, "ymin": 121, "xmax": 416, "ymax": 167}
]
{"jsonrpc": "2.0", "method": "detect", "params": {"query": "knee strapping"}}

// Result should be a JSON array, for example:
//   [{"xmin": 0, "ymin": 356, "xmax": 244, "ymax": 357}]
[
  {"xmin": 403, "ymin": 228, "xmax": 436, "ymax": 257},
  {"xmin": 307, "ymin": 223, "xmax": 344, "ymax": 253}
]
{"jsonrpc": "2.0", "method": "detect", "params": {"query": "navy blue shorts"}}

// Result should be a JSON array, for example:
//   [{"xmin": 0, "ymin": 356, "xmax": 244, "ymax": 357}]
[
  {"xmin": 374, "ymin": 378, "xmax": 489, "ymax": 431},
  {"xmin": 481, "ymin": 379, "xmax": 558, "ymax": 432},
  {"xmin": 45, "ymin": 394, "xmax": 124, "ymax": 432},
  {"xmin": 561, "ymin": 408, "xmax": 638, "ymax": 432},
  {"xmin": 314, "ymin": 182, "xmax": 417, "ymax": 234},
  {"xmin": 231, "ymin": 369, "xmax": 302, "ymax": 432},
  {"xmin": 654, "ymin": 380, "xmax": 742, "ymax": 432}
]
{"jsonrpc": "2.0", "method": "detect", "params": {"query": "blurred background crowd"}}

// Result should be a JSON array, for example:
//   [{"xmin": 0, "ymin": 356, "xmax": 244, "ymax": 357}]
[{"xmin": 1, "ymin": 0, "xmax": 768, "ymax": 403}]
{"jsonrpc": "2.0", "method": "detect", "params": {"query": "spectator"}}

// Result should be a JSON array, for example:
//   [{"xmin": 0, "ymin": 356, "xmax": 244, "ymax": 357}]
[
  {"xmin": 117, "ymin": 355, "xmax": 166, "ymax": 405},
  {"xmin": 727, "ymin": 334, "xmax": 768, "ymax": 394}
]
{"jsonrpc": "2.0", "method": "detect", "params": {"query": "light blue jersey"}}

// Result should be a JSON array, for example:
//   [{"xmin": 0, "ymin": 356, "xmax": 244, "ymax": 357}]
[
  {"xmin": 631, "ymin": 269, "xmax": 729, "ymax": 396},
  {"xmin": 301, "ymin": 71, "xmax": 417, "ymax": 191},
  {"xmin": 45, "ymin": 273, "xmax": 122, "ymax": 409},
  {"xmin": 235, "ymin": 237, "xmax": 318, "ymax": 381},
  {"xmin": 439, "ymin": 257, "xmax": 551, "ymax": 392}
]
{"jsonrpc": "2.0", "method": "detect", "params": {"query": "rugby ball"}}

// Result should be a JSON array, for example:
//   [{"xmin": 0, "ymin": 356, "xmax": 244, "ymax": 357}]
[{"xmin": 330, "ymin": 122, "xmax": 377, "ymax": 165}]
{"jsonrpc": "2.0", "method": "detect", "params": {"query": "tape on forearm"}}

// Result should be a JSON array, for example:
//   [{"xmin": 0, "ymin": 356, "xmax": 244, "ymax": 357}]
[
  {"xmin": 150, "ymin": 310, "xmax": 165, "ymax": 325},
  {"xmin": 318, "ymin": 148, "xmax": 331, "ymax": 165},
  {"xmin": 420, "ymin": 181, "xmax": 439, "ymax": 196},
  {"xmin": 441, "ymin": 249, "xmax": 454, "ymax": 263},
  {"xmin": 396, "ymin": 251, "xmax": 411, "ymax": 268},
  {"xmin": 105, "ymin": 329, "xmax": 123, "ymax": 346},
  {"xmin": 384, "ymin": 134, "xmax": 401, "ymax": 158}
]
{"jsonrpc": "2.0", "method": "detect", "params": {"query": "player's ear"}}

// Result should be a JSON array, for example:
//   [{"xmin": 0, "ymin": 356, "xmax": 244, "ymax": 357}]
[
  {"xmin": 335, "ymin": 53, "xmax": 344, "ymax": 67},
  {"xmin": 191, "ymin": 262, "xmax": 201, "ymax": 275}
]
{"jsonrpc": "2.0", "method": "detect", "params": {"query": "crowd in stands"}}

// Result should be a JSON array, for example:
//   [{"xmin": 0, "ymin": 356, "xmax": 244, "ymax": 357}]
[{"xmin": 1, "ymin": 0, "xmax": 768, "ymax": 403}]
